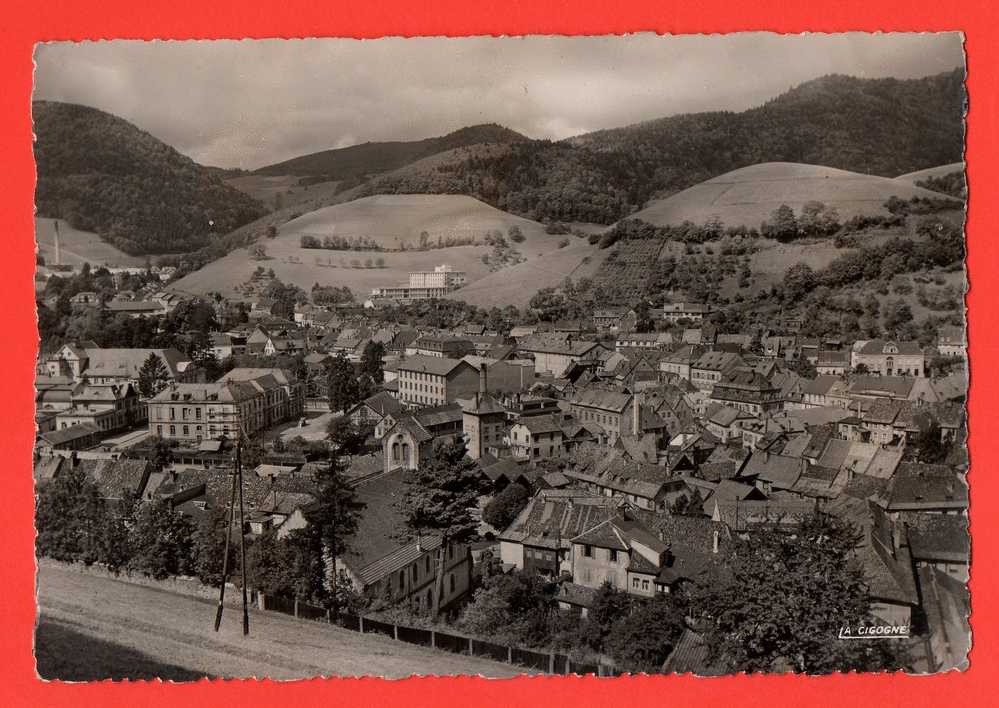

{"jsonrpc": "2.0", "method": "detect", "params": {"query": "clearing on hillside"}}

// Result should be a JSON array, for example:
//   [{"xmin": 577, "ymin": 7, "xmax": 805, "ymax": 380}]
[
  {"xmin": 226, "ymin": 174, "xmax": 343, "ymax": 210},
  {"xmin": 170, "ymin": 194, "xmax": 599, "ymax": 305},
  {"xmin": 894, "ymin": 162, "xmax": 965, "ymax": 185},
  {"xmin": 35, "ymin": 217, "xmax": 147, "ymax": 268},
  {"xmin": 632, "ymin": 162, "xmax": 952, "ymax": 229}
]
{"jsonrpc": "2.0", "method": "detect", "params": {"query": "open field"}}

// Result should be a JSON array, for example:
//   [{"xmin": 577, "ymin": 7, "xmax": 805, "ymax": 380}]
[
  {"xmin": 170, "ymin": 194, "xmax": 599, "ymax": 306},
  {"xmin": 447, "ymin": 240, "xmax": 609, "ymax": 308},
  {"xmin": 894, "ymin": 162, "xmax": 965, "ymax": 185},
  {"xmin": 226, "ymin": 174, "xmax": 344, "ymax": 211},
  {"xmin": 633, "ymin": 162, "xmax": 952, "ymax": 229},
  {"xmin": 36, "ymin": 562, "xmax": 529, "ymax": 680},
  {"xmin": 35, "ymin": 217, "xmax": 146, "ymax": 268}
]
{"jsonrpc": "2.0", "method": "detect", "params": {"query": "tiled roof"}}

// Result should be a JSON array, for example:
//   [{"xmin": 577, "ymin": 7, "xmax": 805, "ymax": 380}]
[
  {"xmin": 571, "ymin": 385, "xmax": 632, "ymax": 413},
  {"xmin": 904, "ymin": 513, "xmax": 969, "ymax": 563},
  {"xmin": 888, "ymin": 464, "xmax": 968, "ymax": 510},
  {"xmin": 662, "ymin": 629, "xmax": 726, "ymax": 675},
  {"xmin": 856, "ymin": 339, "xmax": 923, "ymax": 356},
  {"xmin": 499, "ymin": 489, "xmax": 619, "ymax": 550},
  {"xmin": 397, "ymin": 354, "xmax": 472, "ymax": 377},
  {"xmin": 40, "ymin": 423, "xmax": 100, "ymax": 445}
]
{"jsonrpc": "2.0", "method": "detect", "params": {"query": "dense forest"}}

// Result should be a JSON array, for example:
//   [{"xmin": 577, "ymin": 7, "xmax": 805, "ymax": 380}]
[
  {"xmin": 33, "ymin": 101, "xmax": 268, "ymax": 255},
  {"xmin": 254, "ymin": 123, "xmax": 528, "ymax": 178},
  {"xmin": 362, "ymin": 69, "xmax": 966, "ymax": 224}
]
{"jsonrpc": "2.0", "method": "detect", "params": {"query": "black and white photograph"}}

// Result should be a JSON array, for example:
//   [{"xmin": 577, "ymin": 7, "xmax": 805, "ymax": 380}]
[{"xmin": 31, "ymin": 33, "xmax": 969, "ymax": 679}]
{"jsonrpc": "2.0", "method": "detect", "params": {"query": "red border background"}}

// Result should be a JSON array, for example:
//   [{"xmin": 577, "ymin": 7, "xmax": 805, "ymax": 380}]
[{"xmin": 2, "ymin": 2, "xmax": 995, "ymax": 705}]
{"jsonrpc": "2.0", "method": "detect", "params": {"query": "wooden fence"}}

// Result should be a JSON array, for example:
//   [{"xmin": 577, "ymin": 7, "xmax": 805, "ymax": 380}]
[{"xmin": 258, "ymin": 593, "xmax": 611, "ymax": 675}]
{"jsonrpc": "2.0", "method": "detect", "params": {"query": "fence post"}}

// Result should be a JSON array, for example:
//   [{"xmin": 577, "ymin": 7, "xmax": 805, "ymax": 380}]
[
  {"xmin": 507, "ymin": 646, "xmax": 513, "ymax": 664},
  {"xmin": 431, "ymin": 630, "xmax": 436, "ymax": 649},
  {"xmin": 565, "ymin": 657, "xmax": 571, "ymax": 676},
  {"xmin": 549, "ymin": 653, "xmax": 555, "ymax": 674},
  {"xmin": 359, "ymin": 615, "xmax": 365, "ymax": 633},
  {"xmin": 326, "ymin": 608, "xmax": 332, "ymax": 623},
  {"xmin": 393, "ymin": 623, "xmax": 399, "ymax": 641},
  {"xmin": 468, "ymin": 637, "xmax": 473, "ymax": 655},
  {"xmin": 294, "ymin": 597, "xmax": 299, "ymax": 618},
  {"xmin": 257, "ymin": 592, "xmax": 266, "ymax": 611}
]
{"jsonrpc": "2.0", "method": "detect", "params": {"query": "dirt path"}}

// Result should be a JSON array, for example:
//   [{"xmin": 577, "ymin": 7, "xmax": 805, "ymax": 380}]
[{"xmin": 36, "ymin": 563, "xmax": 530, "ymax": 681}]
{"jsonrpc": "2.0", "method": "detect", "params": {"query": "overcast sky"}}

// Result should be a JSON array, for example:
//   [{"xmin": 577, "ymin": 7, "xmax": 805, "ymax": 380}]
[{"xmin": 34, "ymin": 33, "xmax": 964, "ymax": 170}]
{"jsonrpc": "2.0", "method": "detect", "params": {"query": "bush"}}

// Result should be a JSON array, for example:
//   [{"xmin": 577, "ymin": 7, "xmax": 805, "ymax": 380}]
[
  {"xmin": 558, "ymin": 238, "xmax": 570, "ymax": 249},
  {"xmin": 482, "ymin": 483, "xmax": 530, "ymax": 530}
]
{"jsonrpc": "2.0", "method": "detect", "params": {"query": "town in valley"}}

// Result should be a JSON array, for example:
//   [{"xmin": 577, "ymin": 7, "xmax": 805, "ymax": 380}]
[{"xmin": 31, "ymin": 35, "xmax": 969, "ymax": 678}]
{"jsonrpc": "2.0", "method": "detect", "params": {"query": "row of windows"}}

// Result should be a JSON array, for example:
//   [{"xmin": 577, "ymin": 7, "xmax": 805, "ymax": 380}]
[
  {"xmin": 580, "ymin": 545, "xmax": 621, "ymax": 563},
  {"xmin": 631, "ymin": 577, "xmax": 651, "ymax": 591}
]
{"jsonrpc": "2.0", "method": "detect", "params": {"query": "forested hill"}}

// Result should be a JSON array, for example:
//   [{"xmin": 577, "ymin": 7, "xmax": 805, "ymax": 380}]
[
  {"xmin": 33, "ymin": 101, "xmax": 268, "ymax": 255},
  {"xmin": 362, "ymin": 69, "xmax": 965, "ymax": 225},
  {"xmin": 254, "ymin": 123, "xmax": 528, "ymax": 178}
]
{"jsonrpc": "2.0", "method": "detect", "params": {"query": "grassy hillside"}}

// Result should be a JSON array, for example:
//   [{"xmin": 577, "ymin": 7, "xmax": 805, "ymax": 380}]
[
  {"xmin": 254, "ymin": 124, "xmax": 527, "ymax": 178},
  {"xmin": 895, "ymin": 162, "xmax": 965, "ymax": 184},
  {"xmin": 35, "ymin": 217, "xmax": 146, "ymax": 268},
  {"xmin": 362, "ymin": 69, "xmax": 965, "ymax": 225},
  {"xmin": 169, "ymin": 194, "xmax": 598, "ymax": 305},
  {"xmin": 631, "ymin": 162, "xmax": 952, "ymax": 228},
  {"xmin": 33, "ymin": 101, "xmax": 268, "ymax": 255}
]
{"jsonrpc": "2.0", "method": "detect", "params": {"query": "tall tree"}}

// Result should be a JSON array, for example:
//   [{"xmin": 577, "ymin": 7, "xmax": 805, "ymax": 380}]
[
  {"xmin": 302, "ymin": 447, "xmax": 363, "ymax": 612},
  {"xmin": 138, "ymin": 352, "xmax": 169, "ymax": 398},
  {"xmin": 360, "ymin": 341, "xmax": 386, "ymax": 384},
  {"xmin": 36, "ymin": 466, "xmax": 105, "ymax": 564},
  {"xmin": 691, "ymin": 515, "xmax": 910, "ymax": 674},
  {"xmin": 398, "ymin": 438, "xmax": 489, "ymax": 617},
  {"xmin": 128, "ymin": 501, "xmax": 196, "ymax": 580},
  {"xmin": 326, "ymin": 352, "xmax": 360, "ymax": 413}
]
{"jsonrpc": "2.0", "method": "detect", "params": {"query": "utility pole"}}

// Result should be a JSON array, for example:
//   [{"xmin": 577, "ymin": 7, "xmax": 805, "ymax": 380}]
[{"xmin": 214, "ymin": 436, "xmax": 250, "ymax": 636}]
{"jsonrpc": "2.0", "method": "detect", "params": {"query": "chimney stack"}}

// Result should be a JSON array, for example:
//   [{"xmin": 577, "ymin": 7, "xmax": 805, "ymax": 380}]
[
  {"xmin": 632, "ymin": 391, "xmax": 643, "ymax": 435},
  {"xmin": 477, "ymin": 363, "xmax": 488, "ymax": 408}
]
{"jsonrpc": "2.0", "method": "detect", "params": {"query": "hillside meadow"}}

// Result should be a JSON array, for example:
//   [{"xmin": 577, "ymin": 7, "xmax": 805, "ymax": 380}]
[
  {"xmin": 632, "ymin": 162, "xmax": 953, "ymax": 229},
  {"xmin": 35, "ymin": 217, "xmax": 146, "ymax": 268},
  {"xmin": 169, "ymin": 194, "xmax": 601, "ymax": 306}
]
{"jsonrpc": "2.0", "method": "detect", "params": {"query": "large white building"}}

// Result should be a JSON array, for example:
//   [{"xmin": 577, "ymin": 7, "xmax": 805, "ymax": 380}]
[{"xmin": 372, "ymin": 264, "xmax": 467, "ymax": 300}]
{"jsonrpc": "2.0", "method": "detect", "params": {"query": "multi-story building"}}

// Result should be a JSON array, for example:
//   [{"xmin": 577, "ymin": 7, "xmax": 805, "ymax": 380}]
[
  {"xmin": 396, "ymin": 355, "xmax": 480, "ymax": 407},
  {"xmin": 516, "ymin": 335, "xmax": 606, "ymax": 377},
  {"xmin": 708, "ymin": 369, "xmax": 782, "ymax": 416},
  {"xmin": 54, "ymin": 383, "xmax": 145, "ymax": 435},
  {"xmin": 216, "ymin": 368, "xmax": 305, "ymax": 429},
  {"xmin": 937, "ymin": 326, "xmax": 967, "ymax": 359},
  {"xmin": 569, "ymin": 513, "xmax": 668, "ymax": 598},
  {"xmin": 371, "ymin": 264, "xmax": 467, "ymax": 300},
  {"xmin": 148, "ymin": 381, "xmax": 262, "ymax": 442},
  {"xmin": 460, "ymin": 364, "xmax": 508, "ymax": 460},
  {"xmin": 689, "ymin": 351, "xmax": 745, "ymax": 392},
  {"xmin": 568, "ymin": 385, "xmax": 641, "ymax": 446},
  {"xmin": 508, "ymin": 414, "xmax": 565, "ymax": 462},
  {"xmin": 851, "ymin": 340, "xmax": 925, "ymax": 377},
  {"xmin": 407, "ymin": 336, "xmax": 475, "ymax": 359},
  {"xmin": 40, "ymin": 344, "xmax": 199, "ymax": 391},
  {"xmin": 148, "ymin": 369, "xmax": 302, "ymax": 442},
  {"xmin": 660, "ymin": 302, "xmax": 714, "ymax": 324}
]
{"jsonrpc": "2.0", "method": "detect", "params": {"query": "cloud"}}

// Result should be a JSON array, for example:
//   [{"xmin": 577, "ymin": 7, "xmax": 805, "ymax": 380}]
[{"xmin": 33, "ymin": 33, "xmax": 965, "ymax": 169}]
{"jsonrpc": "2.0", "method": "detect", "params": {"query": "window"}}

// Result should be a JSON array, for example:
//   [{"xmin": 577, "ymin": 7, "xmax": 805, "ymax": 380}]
[
  {"xmin": 183, "ymin": 425, "xmax": 189, "ymax": 436},
  {"xmin": 195, "ymin": 408, "xmax": 201, "ymax": 420},
  {"xmin": 449, "ymin": 574, "xmax": 455, "ymax": 593},
  {"xmin": 632, "ymin": 577, "xmax": 640, "ymax": 588},
  {"xmin": 169, "ymin": 425, "xmax": 176, "ymax": 435},
  {"xmin": 399, "ymin": 572, "xmax": 405, "ymax": 591},
  {"xmin": 642, "ymin": 579, "xmax": 650, "ymax": 591},
  {"xmin": 583, "ymin": 545, "xmax": 592, "ymax": 558},
  {"xmin": 609, "ymin": 549, "xmax": 618, "ymax": 563},
  {"xmin": 157, "ymin": 425, "xmax": 163, "ymax": 435}
]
